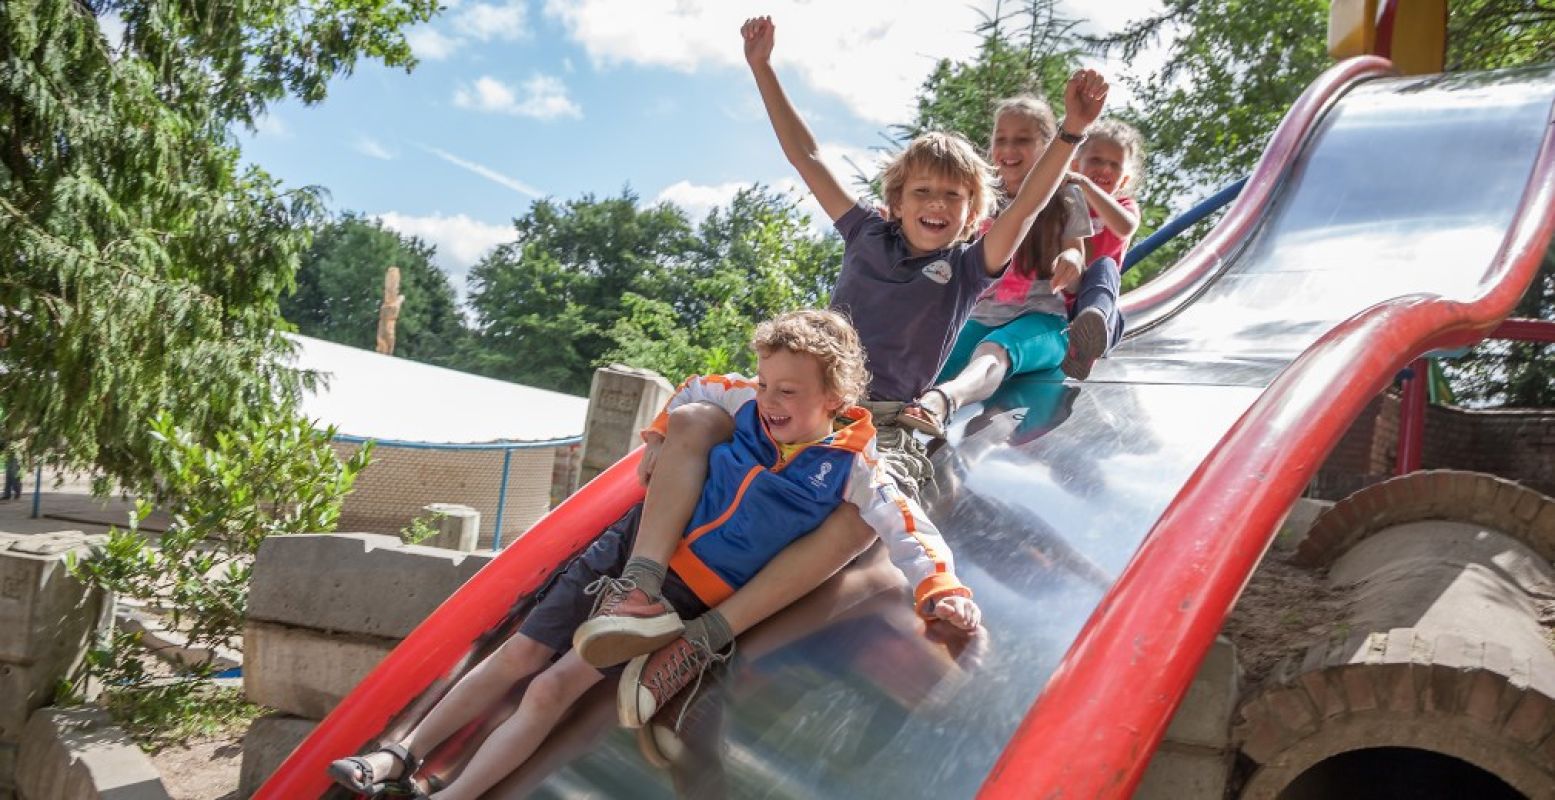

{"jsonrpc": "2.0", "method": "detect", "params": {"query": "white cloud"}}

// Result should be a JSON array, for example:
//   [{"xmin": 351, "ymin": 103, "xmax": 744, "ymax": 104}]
[
  {"xmin": 542, "ymin": 0, "xmax": 993, "ymax": 126},
  {"xmin": 422, "ymin": 145, "xmax": 546, "ymax": 197},
  {"xmin": 98, "ymin": 11, "xmax": 125, "ymax": 52},
  {"xmin": 406, "ymin": 27, "xmax": 459, "ymax": 60},
  {"xmin": 452, "ymin": 1, "xmax": 529, "ymax": 41},
  {"xmin": 454, "ymin": 74, "xmax": 583, "ymax": 120},
  {"xmin": 655, "ymin": 180, "xmax": 747, "ymax": 223},
  {"xmin": 355, "ymin": 136, "xmax": 395, "ymax": 160},
  {"xmin": 375, "ymin": 212, "xmax": 514, "ymax": 302},
  {"xmin": 253, "ymin": 113, "xmax": 291, "ymax": 139}
]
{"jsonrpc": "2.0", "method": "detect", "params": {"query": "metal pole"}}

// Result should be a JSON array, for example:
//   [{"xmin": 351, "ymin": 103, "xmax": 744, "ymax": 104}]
[
  {"xmin": 492, "ymin": 448, "xmax": 513, "ymax": 549},
  {"xmin": 1395, "ymin": 358, "xmax": 1428, "ymax": 475}
]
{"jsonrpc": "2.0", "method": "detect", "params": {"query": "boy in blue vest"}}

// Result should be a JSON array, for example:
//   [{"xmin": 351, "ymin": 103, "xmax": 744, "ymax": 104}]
[{"xmin": 328, "ymin": 310, "xmax": 981, "ymax": 799}]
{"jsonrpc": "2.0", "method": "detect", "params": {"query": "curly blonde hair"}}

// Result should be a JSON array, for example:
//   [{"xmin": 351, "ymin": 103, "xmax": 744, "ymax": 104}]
[
  {"xmin": 752, "ymin": 309, "xmax": 870, "ymax": 408},
  {"xmin": 879, "ymin": 131, "xmax": 997, "ymax": 242}
]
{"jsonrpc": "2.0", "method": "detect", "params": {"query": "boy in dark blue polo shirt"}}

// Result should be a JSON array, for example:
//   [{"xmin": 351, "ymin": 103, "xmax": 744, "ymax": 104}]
[{"xmin": 573, "ymin": 15, "xmax": 1108, "ymax": 757}]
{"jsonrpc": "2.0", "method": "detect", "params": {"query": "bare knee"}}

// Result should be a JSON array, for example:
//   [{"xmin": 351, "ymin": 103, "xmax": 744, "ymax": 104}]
[
  {"xmin": 491, "ymin": 634, "xmax": 553, "ymax": 678},
  {"xmin": 971, "ymin": 342, "xmax": 1011, "ymax": 374},
  {"xmin": 522, "ymin": 661, "xmax": 594, "ymax": 719},
  {"xmin": 666, "ymin": 402, "xmax": 735, "ymax": 448}
]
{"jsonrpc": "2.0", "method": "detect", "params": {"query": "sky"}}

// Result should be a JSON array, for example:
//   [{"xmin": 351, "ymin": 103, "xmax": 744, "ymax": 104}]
[{"xmin": 235, "ymin": 0, "xmax": 1170, "ymax": 297}]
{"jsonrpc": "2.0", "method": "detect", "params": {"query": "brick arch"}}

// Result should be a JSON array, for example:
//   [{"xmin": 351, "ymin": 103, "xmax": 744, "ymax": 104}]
[
  {"xmin": 1294, "ymin": 469, "xmax": 1555, "ymax": 568},
  {"xmin": 1234, "ymin": 628, "xmax": 1555, "ymax": 799}
]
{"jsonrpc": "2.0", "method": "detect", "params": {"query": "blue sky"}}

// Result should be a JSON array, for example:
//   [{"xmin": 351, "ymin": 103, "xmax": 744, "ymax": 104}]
[{"xmin": 234, "ymin": 0, "xmax": 1166, "ymax": 295}]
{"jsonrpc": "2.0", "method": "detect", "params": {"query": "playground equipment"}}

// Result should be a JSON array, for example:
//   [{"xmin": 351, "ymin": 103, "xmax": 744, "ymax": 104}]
[{"xmin": 251, "ymin": 53, "xmax": 1555, "ymax": 798}]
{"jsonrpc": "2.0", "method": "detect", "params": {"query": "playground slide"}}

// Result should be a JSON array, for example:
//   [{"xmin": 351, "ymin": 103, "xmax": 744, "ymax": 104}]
[{"xmin": 258, "ymin": 58, "xmax": 1555, "ymax": 799}]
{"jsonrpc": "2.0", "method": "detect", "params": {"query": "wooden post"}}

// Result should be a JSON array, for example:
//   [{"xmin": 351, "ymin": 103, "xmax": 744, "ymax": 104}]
[{"xmin": 376, "ymin": 266, "xmax": 404, "ymax": 355}]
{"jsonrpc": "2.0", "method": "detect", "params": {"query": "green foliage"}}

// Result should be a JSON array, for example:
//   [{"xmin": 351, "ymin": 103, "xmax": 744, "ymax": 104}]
[
  {"xmin": 70, "ymin": 408, "xmax": 372, "ymax": 741},
  {"xmin": 285, "ymin": 214, "xmax": 467, "ymax": 363},
  {"xmin": 0, "ymin": 0, "xmax": 435, "ymax": 486},
  {"xmin": 1444, "ymin": 248, "xmax": 1555, "ymax": 407},
  {"xmin": 399, "ymin": 509, "xmax": 445, "ymax": 545},
  {"xmin": 901, "ymin": 0, "xmax": 1083, "ymax": 147},
  {"xmin": 465, "ymin": 190, "xmax": 699, "ymax": 394},
  {"xmin": 1448, "ymin": 1, "xmax": 1555, "ymax": 72},
  {"xmin": 604, "ymin": 188, "xmax": 843, "ymax": 380}
]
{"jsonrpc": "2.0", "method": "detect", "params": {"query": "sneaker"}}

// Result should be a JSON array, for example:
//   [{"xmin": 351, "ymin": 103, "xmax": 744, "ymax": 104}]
[
  {"xmin": 1061, "ymin": 306, "xmax": 1109, "ymax": 380},
  {"xmin": 636, "ymin": 662, "xmax": 728, "ymax": 770},
  {"xmin": 618, "ymin": 635, "xmax": 731, "ymax": 729},
  {"xmin": 573, "ymin": 576, "xmax": 684, "ymax": 669}
]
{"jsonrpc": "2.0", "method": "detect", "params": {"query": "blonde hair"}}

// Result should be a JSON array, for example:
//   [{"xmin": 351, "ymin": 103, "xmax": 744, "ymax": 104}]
[
  {"xmin": 992, "ymin": 94, "xmax": 1067, "ymax": 280},
  {"xmin": 752, "ymin": 309, "xmax": 870, "ymax": 408},
  {"xmin": 879, "ymin": 132, "xmax": 997, "ymax": 242},
  {"xmin": 1080, "ymin": 119, "xmax": 1146, "ymax": 198}
]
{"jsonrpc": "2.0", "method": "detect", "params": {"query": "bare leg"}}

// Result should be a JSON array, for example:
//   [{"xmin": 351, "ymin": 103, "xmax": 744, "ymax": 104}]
[
  {"xmin": 341, "ymin": 634, "xmax": 555, "ymax": 785},
  {"xmin": 632, "ymin": 403, "xmax": 735, "ymax": 565},
  {"xmin": 717, "ymin": 504, "xmax": 878, "ymax": 635},
  {"xmin": 927, "ymin": 342, "xmax": 1011, "ymax": 417},
  {"xmin": 431, "ymin": 651, "xmax": 603, "ymax": 800}
]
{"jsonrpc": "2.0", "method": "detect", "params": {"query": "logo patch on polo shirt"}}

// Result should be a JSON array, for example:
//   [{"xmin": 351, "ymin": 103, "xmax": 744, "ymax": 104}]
[
  {"xmin": 921, "ymin": 258, "xmax": 952, "ymax": 284},
  {"xmin": 810, "ymin": 461, "xmax": 833, "ymax": 488}
]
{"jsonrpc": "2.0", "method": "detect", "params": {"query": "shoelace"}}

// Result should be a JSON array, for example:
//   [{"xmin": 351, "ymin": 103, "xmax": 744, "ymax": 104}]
[
  {"xmin": 650, "ymin": 636, "xmax": 735, "ymax": 732},
  {"xmin": 582, "ymin": 575, "xmax": 636, "ymax": 617}
]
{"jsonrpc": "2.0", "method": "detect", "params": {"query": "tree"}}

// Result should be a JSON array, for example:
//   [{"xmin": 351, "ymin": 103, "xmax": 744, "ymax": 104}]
[
  {"xmin": 1, "ymin": 0, "xmax": 437, "ymax": 484},
  {"xmin": 465, "ymin": 190, "xmax": 699, "ymax": 394},
  {"xmin": 604, "ymin": 187, "xmax": 843, "ymax": 380},
  {"xmin": 284, "ymin": 214, "xmax": 467, "ymax": 363},
  {"xmin": 1444, "ymin": 249, "xmax": 1555, "ymax": 407}
]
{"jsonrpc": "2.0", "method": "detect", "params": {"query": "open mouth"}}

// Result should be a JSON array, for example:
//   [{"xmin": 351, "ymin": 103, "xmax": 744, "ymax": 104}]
[
  {"xmin": 763, "ymin": 413, "xmax": 791, "ymax": 428},
  {"xmin": 918, "ymin": 216, "xmax": 950, "ymax": 233}
]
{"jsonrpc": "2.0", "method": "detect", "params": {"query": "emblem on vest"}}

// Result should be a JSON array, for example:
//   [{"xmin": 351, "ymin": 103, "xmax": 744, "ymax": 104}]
[
  {"xmin": 810, "ymin": 461, "xmax": 834, "ymax": 488},
  {"xmin": 921, "ymin": 258, "xmax": 952, "ymax": 284}
]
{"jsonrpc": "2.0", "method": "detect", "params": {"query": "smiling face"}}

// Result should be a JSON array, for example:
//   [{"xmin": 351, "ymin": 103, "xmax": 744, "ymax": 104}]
[
  {"xmin": 990, "ymin": 111, "xmax": 1052, "ymax": 195},
  {"xmin": 755, "ymin": 347, "xmax": 844, "ymax": 445},
  {"xmin": 890, "ymin": 169, "xmax": 975, "ymax": 256},
  {"xmin": 1077, "ymin": 137, "xmax": 1132, "ymax": 196}
]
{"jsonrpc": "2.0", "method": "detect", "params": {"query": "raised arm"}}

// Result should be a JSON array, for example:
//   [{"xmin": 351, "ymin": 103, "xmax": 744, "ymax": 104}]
[
  {"xmin": 742, "ymin": 17, "xmax": 856, "ymax": 223},
  {"xmin": 1070, "ymin": 173, "xmax": 1140, "ymax": 238},
  {"xmin": 981, "ymin": 70, "xmax": 1109, "ymax": 276}
]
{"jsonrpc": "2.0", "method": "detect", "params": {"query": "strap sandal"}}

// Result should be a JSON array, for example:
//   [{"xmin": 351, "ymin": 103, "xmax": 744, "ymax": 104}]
[
  {"xmin": 898, "ymin": 388, "xmax": 956, "ymax": 438},
  {"xmin": 327, "ymin": 742, "xmax": 420, "ymax": 795}
]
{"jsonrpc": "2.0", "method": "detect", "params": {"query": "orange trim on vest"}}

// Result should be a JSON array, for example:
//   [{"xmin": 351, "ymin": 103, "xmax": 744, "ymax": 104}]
[
  {"xmin": 683, "ymin": 466, "xmax": 762, "ymax": 545},
  {"xmin": 669, "ymin": 545, "xmax": 736, "ymax": 607}
]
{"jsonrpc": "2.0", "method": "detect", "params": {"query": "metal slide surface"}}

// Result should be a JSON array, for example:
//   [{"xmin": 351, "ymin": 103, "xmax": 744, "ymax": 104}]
[{"xmin": 259, "ymin": 62, "xmax": 1555, "ymax": 799}]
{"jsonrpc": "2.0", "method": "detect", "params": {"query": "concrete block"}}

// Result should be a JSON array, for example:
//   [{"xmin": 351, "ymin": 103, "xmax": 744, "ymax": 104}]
[
  {"xmin": 1162, "ymin": 636, "xmax": 1240, "ymax": 750},
  {"xmin": 239, "ymin": 714, "xmax": 316, "ymax": 799},
  {"xmin": 0, "ymin": 532, "xmax": 108, "ymax": 663},
  {"xmin": 248, "ymin": 534, "xmax": 493, "ymax": 639},
  {"xmin": 1280, "ymin": 498, "xmax": 1333, "ymax": 547},
  {"xmin": 578, "ymin": 365, "xmax": 672, "ymax": 487},
  {"xmin": 15, "ymin": 706, "xmax": 169, "ymax": 800},
  {"xmin": 421, "ymin": 504, "xmax": 479, "ymax": 553},
  {"xmin": 1133, "ymin": 743, "xmax": 1232, "ymax": 800},
  {"xmin": 0, "ymin": 533, "xmax": 109, "ymax": 743},
  {"xmin": 242, "ymin": 622, "xmax": 395, "ymax": 719}
]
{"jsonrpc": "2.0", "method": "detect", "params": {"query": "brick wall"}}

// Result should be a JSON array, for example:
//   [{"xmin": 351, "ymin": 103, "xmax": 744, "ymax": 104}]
[
  {"xmin": 1311, "ymin": 390, "xmax": 1555, "ymax": 499},
  {"xmin": 332, "ymin": 443, "xmax": 564, "ymax": 549}
]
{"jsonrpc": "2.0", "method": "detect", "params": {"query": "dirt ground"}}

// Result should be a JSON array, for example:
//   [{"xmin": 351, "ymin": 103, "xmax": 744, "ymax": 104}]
[
  {"xmin": 1224, "ymin": 541, "xmax": 1351, "ymax": 690},
  {"xmin": 146, "ymin": 735, "xmax": 244, "ymax": 800}
]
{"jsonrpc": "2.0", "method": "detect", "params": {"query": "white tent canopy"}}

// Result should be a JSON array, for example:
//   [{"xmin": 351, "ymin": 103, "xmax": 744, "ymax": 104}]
[{"xmin": 289, "ymin": 334, "xmax": 587, "ymax": 445}]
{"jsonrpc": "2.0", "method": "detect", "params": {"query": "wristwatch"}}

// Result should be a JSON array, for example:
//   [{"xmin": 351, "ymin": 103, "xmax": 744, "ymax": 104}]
[{"xmin": 1056, "ymin": 126, "xmax": 1086, "ymax": 145}]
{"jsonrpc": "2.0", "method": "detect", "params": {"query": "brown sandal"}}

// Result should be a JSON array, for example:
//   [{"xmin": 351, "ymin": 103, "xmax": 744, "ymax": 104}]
[{"xmin": 899, "ymin": 388, "xmax": 956, "ymax": 438}]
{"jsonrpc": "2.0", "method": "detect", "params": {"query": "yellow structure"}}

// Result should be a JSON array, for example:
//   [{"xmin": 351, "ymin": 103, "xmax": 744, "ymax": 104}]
[{"xmin": 1329, "ymin": 0, "xmax": 1447, "ymax": 75}]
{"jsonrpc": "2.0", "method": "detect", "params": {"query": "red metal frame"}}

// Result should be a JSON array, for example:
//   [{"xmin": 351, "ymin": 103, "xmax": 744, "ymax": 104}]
[
  {"xmin": 978, "ymin": 62, "xmax": 1555, "ymax": 798},
  {"xmin": 254, "ymin": 455, "xmax": 646, "ymax": 799},
  {"xmin": 1395, "ymin": 358, "xmax": 1428, "ymax": 475},
  {"xmin": 1491, "ymin": 317, "xmax": 1555, "ymax": 343}
]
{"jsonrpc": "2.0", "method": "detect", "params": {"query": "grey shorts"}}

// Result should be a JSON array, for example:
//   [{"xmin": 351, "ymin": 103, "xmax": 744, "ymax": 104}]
[
  {"xmin": 858, "ymin": 401, "xmax": 935, "ymax": 502},
  {"xmin": 517, "ymin": 503, "xmax": 708, "ymax": 662}
]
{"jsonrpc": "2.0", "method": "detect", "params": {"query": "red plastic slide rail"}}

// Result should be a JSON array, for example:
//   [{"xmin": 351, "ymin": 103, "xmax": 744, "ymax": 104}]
[
  {"xmin": 978, "ymin": 64, "xmax": 1555, "ymax": 798},
  {"xmin": 254, "ymin": 454, "xmax": 647, "ymax": 799}
]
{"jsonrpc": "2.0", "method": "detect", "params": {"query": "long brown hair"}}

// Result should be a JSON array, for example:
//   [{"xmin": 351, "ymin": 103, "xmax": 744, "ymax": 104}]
[{"xmin": 992, "ymin": 96, "xmax": 1069, "ymax": 280}]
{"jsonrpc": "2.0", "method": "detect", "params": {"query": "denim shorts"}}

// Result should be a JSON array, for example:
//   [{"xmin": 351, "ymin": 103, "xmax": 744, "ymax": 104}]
[{"xmin": 516, "ymin": 502, "xmax": 708, "ymax": 661}]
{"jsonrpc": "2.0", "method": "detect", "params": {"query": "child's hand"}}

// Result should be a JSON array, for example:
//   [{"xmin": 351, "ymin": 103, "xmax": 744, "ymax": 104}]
[
  {"xmin": 637, "ymin": 432, "xmax": 665, "ymax": 487},
  {"xmin": 1062, "ymin": 69, "xmax": 1108, "ymax": 132},
  {"xmin": 1051, "ymin": 253, "xmax": 1082, "ymax": 293},
  {"xmin": 1066, "ymin": 170, "xmax": 1090, "ymax": 188},
  {"xmin": 933, "ymin": 595, "xmax": 982, "ymax": 631},
  {"xmin": 742, "ymin": 16, "xmax": 775, "ymax": 67}
]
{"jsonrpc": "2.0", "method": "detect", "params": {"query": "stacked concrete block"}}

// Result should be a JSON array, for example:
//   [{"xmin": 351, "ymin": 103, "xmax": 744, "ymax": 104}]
[
  {"xmin": 577, "ymin": 365, "xmax": 672, "ymax": 488},
  {"xmin": 1134, "ymin": 636, "xmax": 1241, "ymax": 800},
  {"xmin": 0, "ymin": 531, "xmax": 110, "ymax": 796},
  {"xmin": 419, "ymin": 504, "xmax": 480, "ymax": 553},
  {"xmin": 14, "ymin": 707, "xmax": 168, "ymax": 800},
  {"xmin": 239, "ymin": 533, "xmax": 495, "ymax": 796}
]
